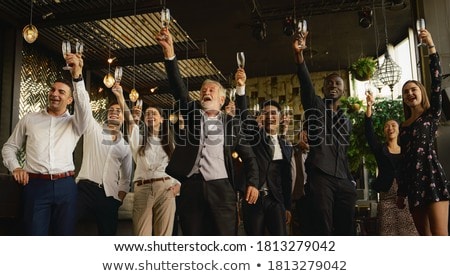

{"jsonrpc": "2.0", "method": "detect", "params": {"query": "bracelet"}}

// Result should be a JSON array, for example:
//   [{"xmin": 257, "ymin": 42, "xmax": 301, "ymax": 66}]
[
  {"xmin": 428, "ymin": 45, "xmax": 435, "ymax": 49},
  {"xmin": 72, "ymin": 75, "xmax": 83, "ymax": 82}
]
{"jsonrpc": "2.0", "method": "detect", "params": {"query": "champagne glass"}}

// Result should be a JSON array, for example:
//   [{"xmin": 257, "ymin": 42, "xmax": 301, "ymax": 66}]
[
  {"xmin": 236, "ymin": 52, "xmax": 245, "ymax": 69},
  {"xmin": 229, "ymin": 88, "xmax": 236, "ymax": 101},
  {"xmin": 161, "ymin": 8, "xmax": 171, "ymax": 28},
  {"xmin": 75, "ymin": 40, "xmax": 84, "ymax": 56},
  {"xmin": 297, "ymin": 19, "xmax": 308, "ymax": 49},
  {"xmin": 416, "ymin": 18, "xmax": 426, "ymax": 47},
  {"xmin": 62, "ymin": 40, "xmax": 72, "ymax": 70},
  {"xmin": 114, "ymin": 66, "xmax": 123, "ymax": 84}
]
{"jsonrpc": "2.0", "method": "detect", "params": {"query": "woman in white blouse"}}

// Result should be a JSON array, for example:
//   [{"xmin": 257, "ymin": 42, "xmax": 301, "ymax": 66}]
[{"xmin": 113, "ymin": 84, "xmax": 180, "ymax": 236}]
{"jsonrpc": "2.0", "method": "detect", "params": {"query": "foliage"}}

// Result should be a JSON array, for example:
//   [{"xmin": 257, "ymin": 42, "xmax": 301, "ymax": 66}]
[
  {"xmin": 349, "ymin": 56, "xmax": 377, "ymax": 81},
  {"xmin": 342, "ymin": 97, "xmax": 404, "ymax": 175}
]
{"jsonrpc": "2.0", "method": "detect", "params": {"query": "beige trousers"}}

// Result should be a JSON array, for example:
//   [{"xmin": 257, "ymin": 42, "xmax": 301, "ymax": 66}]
[{"xmin": 132, "ymin": 179, "xmax": 176, "ymax": 236}]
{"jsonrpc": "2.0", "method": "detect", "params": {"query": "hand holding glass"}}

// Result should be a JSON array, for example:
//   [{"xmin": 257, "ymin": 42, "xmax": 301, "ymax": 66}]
[
  {"xmin": 416, "ymin": 18, "xmax": 426, "ymax": 47},
  {"xmin": 236, "ymin": 52, "xmax": 245, "ymax": 69},
  {"xmin": 62, "ymin": 40, "xmax": 72, "ymax": 70},
  {"xmin": 297, "ymin": 20, "xmax": 308, "ymax": 49}
]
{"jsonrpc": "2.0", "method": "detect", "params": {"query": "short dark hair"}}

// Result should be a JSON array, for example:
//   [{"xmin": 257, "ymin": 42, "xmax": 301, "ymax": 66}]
[
  {"xmin": 108, "ymin": 100, "xmax": 120, "ymax": 109},
  {"xmin": 54, "ymin": 78, "xmax": 73, "ymax": 95},
  {"xmin": 262, "ymin": 99, "xmax": 282, "ymax": 111}
]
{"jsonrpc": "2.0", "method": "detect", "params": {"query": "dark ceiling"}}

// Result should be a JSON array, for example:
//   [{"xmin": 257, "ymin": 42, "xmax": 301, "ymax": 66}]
[{"xmin": 0, "ymin": 0, "xmax": 413, "ymax": 107}]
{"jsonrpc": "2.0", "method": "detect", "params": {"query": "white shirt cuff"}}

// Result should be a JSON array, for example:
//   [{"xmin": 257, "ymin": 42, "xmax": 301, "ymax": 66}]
[
  {"xmin": 236, "ymin": 85, "xmax": 246, "ymax": 96},
  {"xmin": 165, "ymin": 55, "xmax": 176, "ymax": 60}
]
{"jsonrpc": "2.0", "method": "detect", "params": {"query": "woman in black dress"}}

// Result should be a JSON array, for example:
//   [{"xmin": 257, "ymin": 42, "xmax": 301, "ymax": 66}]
[
  {"xmin": 365, "ymin": 93, "xmax": 417, "ymax": 235},
  {"xmin": 396, "ymin": 29, "xmax": 449, "ymax": 235}
]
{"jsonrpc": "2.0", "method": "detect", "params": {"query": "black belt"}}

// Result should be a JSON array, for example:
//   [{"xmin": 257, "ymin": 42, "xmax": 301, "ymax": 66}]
[{"xmin": 79, "ymin": 179, "xmax": 103, "ymax": 188}]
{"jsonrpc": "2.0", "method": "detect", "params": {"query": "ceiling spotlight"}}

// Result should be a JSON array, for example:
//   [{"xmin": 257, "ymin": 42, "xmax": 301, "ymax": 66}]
[
  {"xmin": 358, "ymin": 8, "xmax": 373, "ymax": 29},
  {"xmin": 282, "ymin": 16, "xmax": 295, "ymax": 36},
  {"xmin": 150, "ymin": 86, "xmax": 158, "ymax": 93},
  {"xmin": 42, "ymin": 12, "xmax": 54, "ymax": 20},
  {"xmin": 252, "ymin": 20, "xmax": 267, "ymax": 41},
  {"xmin": 389, "ymin": 0, "xmax": 407, "ymax": 10}
]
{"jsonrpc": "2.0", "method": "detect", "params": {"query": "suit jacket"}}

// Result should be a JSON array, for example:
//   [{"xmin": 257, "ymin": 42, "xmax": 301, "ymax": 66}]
[
  {"xmin": 164, "ymin": 58, "xmax": 259, "ymax": 190},
  {"xmin": 364, "ymin": 115, "xmax": 400, "ymax": 192},
  {"xmin": 296, "ymin": 62, "xmax": 353, "ymax": 180},
  {"xmin": 236, "ymin": 95, "xmax": 293, "ymax": 210}
]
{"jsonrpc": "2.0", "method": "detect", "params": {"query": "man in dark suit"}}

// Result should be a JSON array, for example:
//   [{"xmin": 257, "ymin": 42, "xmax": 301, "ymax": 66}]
[
  {"xmin": 156, "ymin": 27, "xmax": 259, "ymax": 236},
  {"xmin": 294, "ymin": 30, "xmax": 357, "ymax": 235},
  {"xmin": 235, "ymin": 69, "xmax": 293, "ymax": 235}
]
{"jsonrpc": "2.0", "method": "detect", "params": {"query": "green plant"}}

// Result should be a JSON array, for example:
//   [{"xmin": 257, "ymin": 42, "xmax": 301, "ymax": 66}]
[{"xmin": 349, "ymin": 56, "xmax": 377, "ymax": 81}]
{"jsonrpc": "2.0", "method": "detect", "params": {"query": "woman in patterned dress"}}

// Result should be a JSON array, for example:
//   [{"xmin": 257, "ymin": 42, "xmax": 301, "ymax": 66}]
[{"xmin": 396, "ymin": 29, "xmax": 449, "ymax": 235}]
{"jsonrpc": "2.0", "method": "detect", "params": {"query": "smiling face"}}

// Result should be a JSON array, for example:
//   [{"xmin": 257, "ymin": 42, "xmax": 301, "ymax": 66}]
[
  {"xmin": 47, "ymin": 81, "xmax": 73, "ymax": 116},
  {"xmin": 144, "ymin": 107, "xmax": 163, "ymax": 130},
  {"xmin": 401, "ymin": 80, "xmax": 430, "ymax": 119},
  {"xmin": 107, "ymin": 104, "xmax": 124, "ymax": 127},
  {"xmin": 383, "ymin": 120, "xmax": 399, "ymax": 141},
  {"xmin": 322, "ymin": 74, "xmax": 344, "ymax": 101},
  {"xmin": 263, "ymin": 104, "xmax": 281, "ymax": 135},
  {"xmin": 402, "ymin": 82, "xmax": 423, "ymax": 108},
  {"xmin": 402, "ymin": 82, "xmax": 422, "ymax": 108},
  {"xmin": 199, "ymin": 80, "xmax": 225, "ymax": 113}
]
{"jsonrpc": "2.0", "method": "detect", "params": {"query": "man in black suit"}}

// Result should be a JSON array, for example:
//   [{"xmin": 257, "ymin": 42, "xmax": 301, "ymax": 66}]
[
  {"xmin": 235, "ymin": 69, "xmax": 293, "ymax": 235},
  {"xmin": 293, "ymin": 31, "xmax": 357, "ymax": 235},
  {"xmin": 156, "ymin": 28, "xmax": 259, "ymax": 236}
]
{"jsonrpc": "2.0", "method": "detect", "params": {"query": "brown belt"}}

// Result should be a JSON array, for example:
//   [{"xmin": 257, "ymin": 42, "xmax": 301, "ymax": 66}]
[
  {"xmin": 28, "ymin": 171, "xmax": 75, "ymax": 180},
  {"xmin": 135, "ymin": 176, "xmax": 171, "ymax": 186}
]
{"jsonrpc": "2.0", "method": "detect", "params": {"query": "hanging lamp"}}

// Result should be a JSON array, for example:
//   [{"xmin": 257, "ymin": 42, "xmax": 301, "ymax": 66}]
[
  {"xmin": 129, "ymin": 0, "xmax": 139, "ymax": 102},
  {"xmin": 103, "ymin": 0, "xmax": 115, "ymax": 88},
  {"xmin": 376, "ymin": 0, "xmax": 402, "ymax": 99},
  {"xmin": 22, "ymin": 0, "xmax": 38, "ymax": 43}
]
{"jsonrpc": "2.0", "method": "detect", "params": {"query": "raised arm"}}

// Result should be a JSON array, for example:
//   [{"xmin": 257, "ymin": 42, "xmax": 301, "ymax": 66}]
[
  {"xmin": 66, "ymin": 53, "xmax": 92, "ymax": 136},
  {"xmin": 111, "ymin": 84, "xmax": 135, "ymax": 134},
  {"xmin": 364, "ymin": 93, "xmax": 380, "ymax": 152},
  {"xmin": 292, "ymin": 32, "xmax": 319, "ymax": 111},
  {"xmin": 421, "ymin": 30, "xmax": 442, "ymax": 118},
  {"xmin": 156, "ymin": 27, "xmax": 188, "ymax": 109}
]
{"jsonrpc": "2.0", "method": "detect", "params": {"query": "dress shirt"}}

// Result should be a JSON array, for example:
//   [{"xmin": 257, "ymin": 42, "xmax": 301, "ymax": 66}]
[
  {"xmin": 76, "ymin": 118, "xmax": 132, "ymax": 201},
  {"xmin": 269, "ymin": 134, "xmax": 283, "ymax": 160},
  {"xmin": 2, "ymin": 80, "xmax": 91, "ymax": 174},
  {"xmin": 129, "ymin": 125, "xmax": 180, "ymax": 185}
]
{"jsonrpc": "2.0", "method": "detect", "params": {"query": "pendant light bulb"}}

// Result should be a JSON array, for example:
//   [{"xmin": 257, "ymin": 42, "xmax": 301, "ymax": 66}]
[
  {"xmin": 23, "ymin": 24, "xmax": 38, "ymax": 43},
  {"xmin": 23, "ymin": 0, "xmax": 38, "ymax": 43},
  {"xmin": 129, "ymin": 88, "xmax": 139, "ymax": 102},
  {"xmin": 103, "ymin": 73, "xmax": 115, "ymax": 88}
]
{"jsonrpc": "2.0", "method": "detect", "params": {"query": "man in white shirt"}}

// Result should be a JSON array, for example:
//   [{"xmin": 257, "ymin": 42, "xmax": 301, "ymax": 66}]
[
  {"xmin": 76, "ymin": 93, "xmax": 132, "ymax": 235},
  {"xmin": 2, "ymin": 53, "xmax": 90, "ymax": 235}
]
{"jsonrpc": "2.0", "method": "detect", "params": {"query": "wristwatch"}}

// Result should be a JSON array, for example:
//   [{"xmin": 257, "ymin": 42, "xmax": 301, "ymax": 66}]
[{"xmin": 72, "ymin": 74, "xmax": 83, "ymax": 82}]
